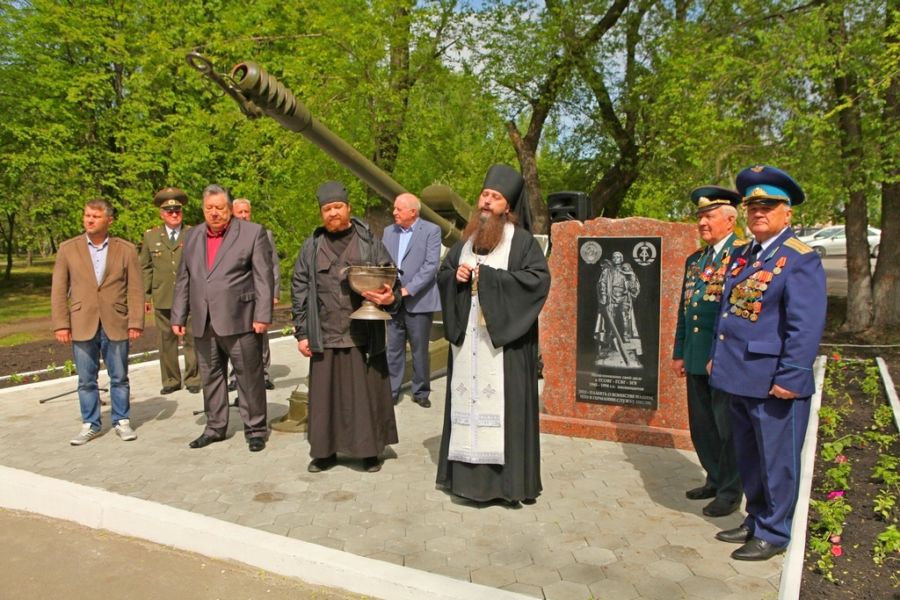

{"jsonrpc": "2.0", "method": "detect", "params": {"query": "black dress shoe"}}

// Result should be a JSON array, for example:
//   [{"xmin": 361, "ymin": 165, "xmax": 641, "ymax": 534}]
[
  {"xmin": 686, "ymin": 484, "xmax": 717, "ymax": 500},
  {"xmin": 731, "ymin": 537, "xmax": 786, "ymax": 561},
  {"xmin": 188, "ymin": 434, "xmax": 223, "ymax": 449},
  {"xmin": 716, "ymin": 524, "xmax": 753, "ymax": 544},
  {"xmin": 186, "ymin": 385, "xmax": 201, "ymax": 394},
  {"xmin": 414, "ymin": 397, "xmax": 432, "ymax": 408},
  {"xmin": 264, "ymin": 378, "xmax": 275, "ymax": 390},
  {"xmin": 703, "ymin": 497, "xmax": 741, "ymax": 517},
  {"xmin": 160, "ymin": 385, "xmax": 181, "ymax": 395},
  {"xmin": 363, "ymin": 457, "xmax": 382, "ymax": 472},
  {"xmin": 308, "ymin": 455, "xmax": 337, "ymax": 473},
  {"xmin": 248, "ymin": 437, "xmax": 266, "ymax": 452}
]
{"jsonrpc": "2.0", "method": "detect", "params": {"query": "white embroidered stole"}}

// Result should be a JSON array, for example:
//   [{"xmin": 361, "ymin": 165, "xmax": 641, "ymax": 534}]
[{"xmin": 447, "ymin": 223, "xmax": 514, "ymax": 465}]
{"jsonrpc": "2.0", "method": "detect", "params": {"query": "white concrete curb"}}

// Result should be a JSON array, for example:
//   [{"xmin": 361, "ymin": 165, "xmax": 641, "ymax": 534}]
[
  {"xmin": 0, "ymin": 465, "xmax": 530, "ymax": 600},
  {"xmin": 779, "ymin": 354, "xmax": 827, "ymax": 600},
  {"xmin": 876, "ymin": 357, "xmax": 900, "ymax": 433}
]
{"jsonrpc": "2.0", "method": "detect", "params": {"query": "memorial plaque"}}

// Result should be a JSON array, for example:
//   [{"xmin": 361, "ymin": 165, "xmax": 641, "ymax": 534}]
[{"xmin": 575, "ymin": 236, "xmax": 661, "ymax": 409}]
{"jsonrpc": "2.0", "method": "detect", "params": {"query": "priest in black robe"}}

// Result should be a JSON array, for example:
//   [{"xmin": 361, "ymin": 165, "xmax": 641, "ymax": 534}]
[
  {"xmin": 292, "ymin": 181, "xmax": 401, "ymax": 473},
  {"xmin": 435, "ymin": 164, "xmax": 551, "ymax": 505}
]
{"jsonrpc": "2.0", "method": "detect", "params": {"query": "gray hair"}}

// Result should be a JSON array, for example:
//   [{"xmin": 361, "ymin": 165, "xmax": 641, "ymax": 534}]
[
  {"xmin": 202, "ymin": 184, "xmax": 232, "ymax": 204},
  {"xmin": 395, "ymin": 192, "xmax": 420, "ymax": 211},
  {"xmin": 233, "ymin": 198, "xmax": 251, "ymax": 208},
  {"xmin": 721, "ymin": 205, "xmax": 738, "ymax": 220}
]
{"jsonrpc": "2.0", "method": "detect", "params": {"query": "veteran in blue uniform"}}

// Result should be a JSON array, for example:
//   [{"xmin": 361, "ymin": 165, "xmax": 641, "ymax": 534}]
[
  {"xmin": 673, "ymin": 186, "xmax": 745, "ymax": 518},
  {"xmin": 139, "ymin": 187, "xmax": 200, "ymax": 395},
  {"xmin": 708, "ymin": 166, "xmax": 826, "ymax": 561}
]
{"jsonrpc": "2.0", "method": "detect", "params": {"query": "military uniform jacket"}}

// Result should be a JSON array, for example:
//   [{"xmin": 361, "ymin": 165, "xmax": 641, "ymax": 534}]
[
  {"xmin": 673, "ymin": 233, "xmax": 744, "ymax": 374},
  {"xmin": 140, "ymin": 225, "xmax": 190, "ymax": 310},
  {"xmin": 709, "ymin": 228, "xmax": 826, "ymax": 399}
]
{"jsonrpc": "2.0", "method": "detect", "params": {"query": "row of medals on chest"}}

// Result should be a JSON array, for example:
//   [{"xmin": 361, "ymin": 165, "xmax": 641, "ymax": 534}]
[{"xmin": 685, "ymin": 249, "xmax": 788, "ymax": 323}]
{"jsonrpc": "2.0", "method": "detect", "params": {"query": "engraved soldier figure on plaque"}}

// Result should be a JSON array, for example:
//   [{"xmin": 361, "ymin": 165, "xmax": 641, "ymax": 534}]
[{"xmin": 595, "ymin": 251, "xmax": 642, "ymax": 368}]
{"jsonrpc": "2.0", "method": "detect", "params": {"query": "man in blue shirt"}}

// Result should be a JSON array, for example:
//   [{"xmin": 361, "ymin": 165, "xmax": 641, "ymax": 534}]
[
  {"xmin": 708, "ymin": 166, "xmax": 826, "ymax": 561},
  {"xmin": 382, "ymin": 193, "xmax": 442, "ymax": 408}
]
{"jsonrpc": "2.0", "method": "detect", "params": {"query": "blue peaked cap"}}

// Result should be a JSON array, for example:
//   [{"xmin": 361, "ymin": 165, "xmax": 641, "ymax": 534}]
[{"xmin": 735, "ymin": 165, "xmax": 805, "ymax": 206}]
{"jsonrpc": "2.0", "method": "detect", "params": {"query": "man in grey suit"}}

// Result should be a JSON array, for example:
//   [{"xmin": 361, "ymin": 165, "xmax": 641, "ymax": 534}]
[
  {"xmin": 171, "ymin": 184, "xmax": 275, "ymax": 452},
  {"xmin": 382, "ymin": 193, "xmax": 442, "ymax": 408},
  {"xmin": 229, "ymin": 197, "xmax": 279, "ymax": 390}
]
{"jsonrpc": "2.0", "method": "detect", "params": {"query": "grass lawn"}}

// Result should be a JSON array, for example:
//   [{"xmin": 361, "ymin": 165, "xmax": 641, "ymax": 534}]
[{"xmin": 0, "ymin": 258, "xmax": 54, "ymax": 325}]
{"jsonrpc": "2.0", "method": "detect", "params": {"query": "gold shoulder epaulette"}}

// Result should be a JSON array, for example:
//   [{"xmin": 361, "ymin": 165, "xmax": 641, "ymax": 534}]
[
  {"xmin": 784, "ymin": 237, "xmax": 813, "ymax": 254},
  {"xmin": 733, "ymin": 239, "xmax": 750, "ymax": 247}
]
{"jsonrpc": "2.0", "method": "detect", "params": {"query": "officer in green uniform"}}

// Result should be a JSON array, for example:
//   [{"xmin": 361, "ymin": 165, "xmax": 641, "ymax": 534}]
[
  {"xmin": 672, "ymin": 185, "xmax": 746, "ymax": 517},
  {"xmin": 140, "ymin": 187, "xmax": 200, "ymax": 395}
]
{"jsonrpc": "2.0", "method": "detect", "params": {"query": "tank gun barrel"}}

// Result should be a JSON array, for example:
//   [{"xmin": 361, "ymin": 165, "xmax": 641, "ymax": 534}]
[{"xmin": 186, "ymin": 53, "xmax": 462, "ymax": 246}]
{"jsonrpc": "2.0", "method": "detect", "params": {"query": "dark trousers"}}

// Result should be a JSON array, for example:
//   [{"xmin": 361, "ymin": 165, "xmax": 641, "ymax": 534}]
[
  {"xmin": 386, "ymin": 305, "xmax": 433, "ymax": 401},
  {"xmin": 154, "ymin": 308, "xmax": 200, "ymax": 388},
  {"xmin": 727, "ymin": 392, "xmax": 811, "ymax": 547},
  {"xmin": 195, "ymin": 327, "xmax": 267, "ymax": 439},
  {"xmin": 686, "ymin": 373, "xmax": 742, "ymax": 502}
]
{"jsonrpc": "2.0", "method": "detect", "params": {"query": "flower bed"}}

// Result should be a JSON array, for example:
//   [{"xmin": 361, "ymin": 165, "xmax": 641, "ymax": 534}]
[{"xmin": 800, "ymin": 354, "xmax": 899, "ymax": 598}]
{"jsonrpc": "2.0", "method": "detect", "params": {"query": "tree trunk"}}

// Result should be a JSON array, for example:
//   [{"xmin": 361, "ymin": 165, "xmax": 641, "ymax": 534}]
[
  {"xmin": 3, "ymin": 212, "xmax": 14, "ymax": 280},
  {"xmin": 829, "ymin": 5, "xmax": 872, "ymax": 332},
  {"xmin": 367, "ymin": 1, "xmax": 413, "ymax": 228},
  {"xmin": 871, "ymin": 0, "xmax": 900, "ymax": 331},
  {"xmin": 507, "ymin": 121, "xmax": 546, "ymax": 234},
  {"xmin": 590, "ymin": 145, "xmax": 639, "ymax": 218}
]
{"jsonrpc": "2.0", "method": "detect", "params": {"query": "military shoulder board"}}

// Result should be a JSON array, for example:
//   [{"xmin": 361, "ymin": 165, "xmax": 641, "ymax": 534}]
[
  {"xmin": 784, "ymin": 238, "xmax": 813, "ymax": 254},
  {"xmin": 733, "ymin": 239, "xmax": 750, "ymax": 247}
]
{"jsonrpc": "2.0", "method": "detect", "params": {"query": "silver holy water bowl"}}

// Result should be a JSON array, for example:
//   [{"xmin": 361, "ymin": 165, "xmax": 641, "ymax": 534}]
[{"xmin": 346, "ymin": 265, "xmax": 397, "ymax": 320}]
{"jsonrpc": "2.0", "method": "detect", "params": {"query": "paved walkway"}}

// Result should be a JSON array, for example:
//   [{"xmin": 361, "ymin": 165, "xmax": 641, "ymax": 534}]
[{"xmin": 0, "ymin": 336, "xmax": 782, "ymax": 599}]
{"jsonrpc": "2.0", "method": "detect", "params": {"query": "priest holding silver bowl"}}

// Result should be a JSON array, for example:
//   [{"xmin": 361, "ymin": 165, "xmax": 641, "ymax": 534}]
[
  {"xmin": 346, "ymin": 264, "xmax": 398, "ymax": 320},
  {"xmin": 291, "ymin": 181, "xmax": 401, "ymax": 474}
]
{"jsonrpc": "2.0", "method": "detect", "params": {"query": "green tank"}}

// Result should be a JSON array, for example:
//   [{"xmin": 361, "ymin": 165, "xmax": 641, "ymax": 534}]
[{"xmin": 187, "ymin": 53, "xmax": 465, "ymax": 246}]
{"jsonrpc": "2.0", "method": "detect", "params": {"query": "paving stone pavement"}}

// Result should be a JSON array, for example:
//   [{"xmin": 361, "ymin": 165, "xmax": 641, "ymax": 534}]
[{"xmin": 0, "ymin": 336, "xmax": 782, "ymax": 599}]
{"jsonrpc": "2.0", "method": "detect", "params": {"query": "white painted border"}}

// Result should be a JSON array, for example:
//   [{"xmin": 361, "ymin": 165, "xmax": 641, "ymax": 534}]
[
  {"xmin": 0, "ymin": 466, "xmax": 530, "ymax": 600},
  {"xmin": 875, "ymin": 357, "xmax": 900, "ymax": 433},
  {"xmin": 779, "ymin": 355, "xmax": 826, "ymax": 600}
]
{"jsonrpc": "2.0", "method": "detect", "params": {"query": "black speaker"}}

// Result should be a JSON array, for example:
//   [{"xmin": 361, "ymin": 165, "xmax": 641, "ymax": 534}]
[{"xmin": 547, "ymin": 191, "xmax": 591, "ymax": 223}]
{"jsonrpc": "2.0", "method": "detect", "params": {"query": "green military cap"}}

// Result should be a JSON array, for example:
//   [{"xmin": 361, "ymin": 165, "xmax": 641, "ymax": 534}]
[
  {"xmin": 153, "ymin": 187, "xmax": 188, "ymax": 209},
  {"xmin": 690, "ymin": 185, "xmax": 741, "ymax": 215}
]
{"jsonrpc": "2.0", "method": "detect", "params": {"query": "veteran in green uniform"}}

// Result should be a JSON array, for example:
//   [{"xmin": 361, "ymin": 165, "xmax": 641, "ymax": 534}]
[
  {"xmin": 140, "ymin": 187, "xmax": 200, "ymax": 395},
  {"xmin": 672, "ymin": 185, "xmax": 746, "ymax": 517}
]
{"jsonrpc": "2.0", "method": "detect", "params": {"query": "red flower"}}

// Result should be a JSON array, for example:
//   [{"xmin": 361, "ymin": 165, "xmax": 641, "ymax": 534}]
[
  {"xmin": 827, "ymin": 490, "xmax": 845, "ymax": 500},
  {"xmin": 831, "ymin": 544, "xmax": 843, "ymax": 557},
  {"xmin": 831, "ymin": 351, "xmax": 842, "ymax": 361},
  {"xmin": 829, "ymin": 535, "xmax": 842, "ymax": 544},
  {"xmin": 834, "ymin": 454, "xmax": 848, "ymax": 464}
]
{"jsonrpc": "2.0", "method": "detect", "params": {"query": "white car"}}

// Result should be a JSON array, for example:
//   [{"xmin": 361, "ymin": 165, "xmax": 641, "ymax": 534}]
[{"xmin": 799, "ymin": 226, "xmax": 880, "ymax": 257}]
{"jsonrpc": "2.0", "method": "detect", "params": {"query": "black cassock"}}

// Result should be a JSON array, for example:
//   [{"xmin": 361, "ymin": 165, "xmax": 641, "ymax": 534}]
[{"xmin": 435, "ymin": 227, "xmax": 550, "ymax": 502}]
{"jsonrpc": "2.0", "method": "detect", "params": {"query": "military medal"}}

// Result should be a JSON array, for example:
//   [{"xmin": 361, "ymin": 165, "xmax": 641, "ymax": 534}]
[{"xmin": 773, "ymin": 256, "xmax": 787, "ymax": 275}]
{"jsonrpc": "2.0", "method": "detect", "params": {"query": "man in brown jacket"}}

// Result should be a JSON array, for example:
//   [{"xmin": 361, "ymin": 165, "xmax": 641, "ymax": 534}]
[{"xmin": 52, "ymin": 198, "xmax": 144, "ymax": 446}]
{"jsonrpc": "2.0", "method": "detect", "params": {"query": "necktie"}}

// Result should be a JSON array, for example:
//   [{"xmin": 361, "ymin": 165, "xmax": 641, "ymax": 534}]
[
  {"xmin": 749, "ymin": 243, "xmax": 762, "ymax": 259},
  {"xmin": 170, "ymin": 230, "xmax": 177, "ymax": 242}
]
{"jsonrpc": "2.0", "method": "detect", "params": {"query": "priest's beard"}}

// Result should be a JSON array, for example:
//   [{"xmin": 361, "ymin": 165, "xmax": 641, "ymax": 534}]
[{"xmin": 463, "ymin": 212, "xmax": 517, "ymax": 254}]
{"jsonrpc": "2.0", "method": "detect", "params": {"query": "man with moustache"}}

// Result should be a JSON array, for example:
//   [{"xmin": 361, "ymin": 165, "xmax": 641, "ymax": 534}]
[
  {"xmin": 708, "ymin": 166, "xmax": 826, "ymax": 560},
  {"xmin": 382, "ymin": 192, "xmax": 442, "ymax": 408},
  {"xmin": 171, "ymin": 184, "xmax": 274, "ymax": 452},
  {"xmin": 435, "ymin": 164, "xmax": 551, "ymax": 506},
  {"xmin": 52, "ymin": 198, "xmax": 144, "ymax": 445},
  {"xmin": 292, "ymin": 181, "xmax": 401, "ymax": 473},
  {"xmin": 140, "ymin": 187, "xmax": 200, "ymax": 395},
  {"xmin": 673, "ymin": 186, "xmax": 745, "ymax": 518}
]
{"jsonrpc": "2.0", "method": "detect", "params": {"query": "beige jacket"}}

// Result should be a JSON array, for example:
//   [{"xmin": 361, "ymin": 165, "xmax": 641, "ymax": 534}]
[{"xmin": 51, "ymin": 235, "xmax": 145, "ymax": 341}]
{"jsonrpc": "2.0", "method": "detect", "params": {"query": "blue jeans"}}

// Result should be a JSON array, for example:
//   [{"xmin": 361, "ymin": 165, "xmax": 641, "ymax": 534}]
[{"xmin": 73, "ymin": 327, "xmax": 130, "ymax": 430}]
